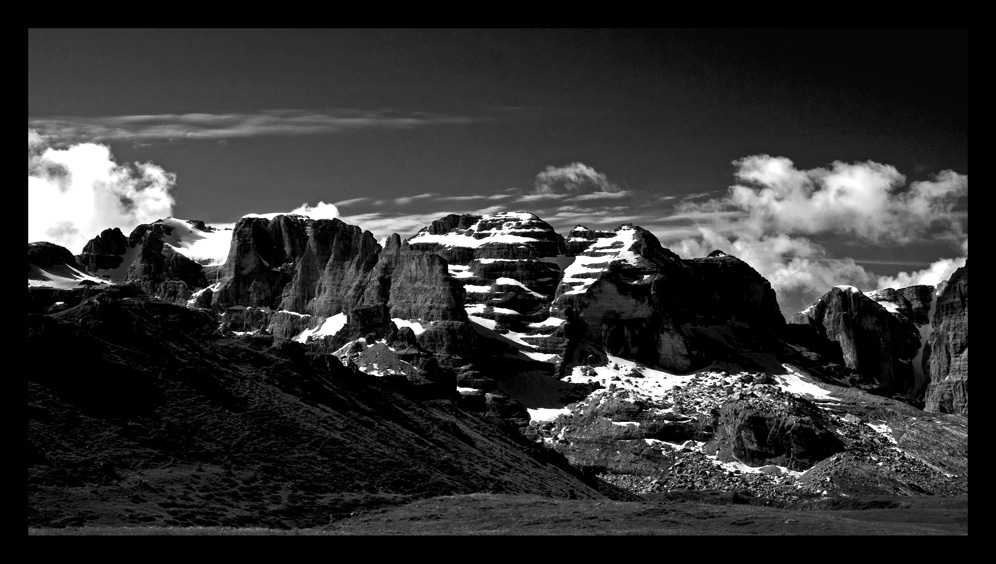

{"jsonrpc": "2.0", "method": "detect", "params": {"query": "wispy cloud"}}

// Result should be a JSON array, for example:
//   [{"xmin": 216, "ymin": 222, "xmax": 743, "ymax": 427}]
[
  {"xmin": 394, "ymin": 193, "xmax": 439, "ymax": 205},
  {"xmin": 333, "ymin": 197, "xmax": 370, "ymax": 207},
  {"xmin": 437, "ymin": 194, "xmax": 514, "ymax": 202},
  {"xmin": 515, "ymin": 193, "xmax": 572, "ymax": 203},
  {"xmin": 28, "ymin": 109, "xmax": 476, "ymax": 143},
  {"xmin": 568, "ymin": 190, "xmax": 632, "ymax": 202}
]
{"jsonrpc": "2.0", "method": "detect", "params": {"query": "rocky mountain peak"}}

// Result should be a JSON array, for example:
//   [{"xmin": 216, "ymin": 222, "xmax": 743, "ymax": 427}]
[
  {"xmin": 791, "ymin": 284, "xmax": 928, "ymax": 402},
  {"xmin": 29, "ymin": 241, "xmax": 81, "ymax": 269}
]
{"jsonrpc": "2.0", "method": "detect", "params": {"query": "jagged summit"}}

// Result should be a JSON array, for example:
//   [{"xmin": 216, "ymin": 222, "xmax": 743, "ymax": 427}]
[
  {"xmin": 27, "ymin": 207, "xmax": 970, "ymax": 527},
  {"xmin": 29, "ymin": 209, "xmax": 967, "ymax": 417}
]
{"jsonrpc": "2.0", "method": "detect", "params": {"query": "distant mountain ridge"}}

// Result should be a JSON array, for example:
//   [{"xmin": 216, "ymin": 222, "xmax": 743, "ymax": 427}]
[
  {"xmin": 28, "ymin": 210, "xmax": 967, "ymax": 414},
  {"xmin": 28, "ymin": 209, "xmax": 968, "ymax": 527}
]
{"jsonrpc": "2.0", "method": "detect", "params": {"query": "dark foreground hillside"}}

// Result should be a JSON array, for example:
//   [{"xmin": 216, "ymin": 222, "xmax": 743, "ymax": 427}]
[
  {"xmin": 30, "ymin": 493, "xmax": 967, "ymax": 535},
  {"xmin": 28, "ymin": 286, "xmax": 616, "ymax": 529}
]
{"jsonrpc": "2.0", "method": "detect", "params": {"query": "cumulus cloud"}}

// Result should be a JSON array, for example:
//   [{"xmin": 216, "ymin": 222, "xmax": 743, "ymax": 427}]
[
  {"xmin": 876, "ymin": 256, "xmax": 967, "ymax": 290},
  {"xmin": 534, "ymin": 162, "xmax": 621, "ymax": 195},
  {"xmin": 288, "ymin": 201, "xmax": 341, "ymax": 220},
  {"xmin": 663, "ymin": 155, "xmax": 968, "ymax": 316},
  {"xmin": 666, "ymin": 227, "xmax": 879, "ymax": 315},
  {"xmin": 28, "ymin": 128, "xmax": 176, "ymax": 252},
  {"xmin": 722, "ymin": 155, "xmax": 968, "ymax": 244}
]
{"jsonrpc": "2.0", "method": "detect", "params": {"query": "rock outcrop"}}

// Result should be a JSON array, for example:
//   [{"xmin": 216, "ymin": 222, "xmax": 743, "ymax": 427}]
[
  {"xmin": 408, "ymin": 211, "xmax": 566, "ymax": 322},
  {"xmin": 210, "ymin": 215, "xmax": 471, "ymax": 352},
  {"xmin": 923, "ymin": 263, "xmax": 968, "ymax": 414},
  {"xmin": 126, "ymin": 223, "xmax": 208, "ymax": 300},
  {"xmin": 74, "ymin": 221, "xmax": 208, "ymax": 304},
  {"xmin": 76, "ymin": 228, "xmax": 128, "ymax": 271},
  {"xmin": 552, "ymin": 226, "xmax": 784, "ymax": 374},
  {"xmin": 706, "ymin": 392, "xmax": 845, "ymax": 471},
  {"xmin": 790, "ymin": 286, "xmax": 922, "ymax": 398},
  {"xmin": 28, "ymin": 242, "xmax": 81, "ymax": 270}
]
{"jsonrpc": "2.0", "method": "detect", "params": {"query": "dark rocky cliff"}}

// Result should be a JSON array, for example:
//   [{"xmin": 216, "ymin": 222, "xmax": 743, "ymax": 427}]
[
  {"xmin": 789, "ymin": 286, "xmax": 922, "ymax": 399},
  {"xmin": 76, "ymin": 227, "xmax": 128, "ymax": 271},
  {"xmin": 923, "ymin": 263, "xmax": 968, "ymax": 414}
]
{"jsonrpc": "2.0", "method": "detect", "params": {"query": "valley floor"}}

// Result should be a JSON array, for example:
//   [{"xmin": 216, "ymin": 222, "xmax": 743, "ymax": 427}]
[{"xmin": 29, "ymin": 492, "xmax": 967, "ymax": 536}]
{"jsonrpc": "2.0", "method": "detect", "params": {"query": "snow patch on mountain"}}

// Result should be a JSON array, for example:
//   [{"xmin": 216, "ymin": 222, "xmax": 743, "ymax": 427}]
[
  {"xmin": 529, "ymin": 317, "xmax": 565, "ymax": 328},
  {"xmin": 186, "ymin": 282, "xmax": 221, "ymax": 307},
  {"xmin": 775, "ymin": 364, "xmax": 838, "ymax": 401},
  {"xmin": 391, "ymin": 318, "xmax": 426, "ymax": 335},
  {"xmin": 527, "ymin": 407, "xmax": 572, "ymax": 422},
  {"xmin": 447, "ymin": 265, "xmax": 473, "ymax": 278},
  {"xmin": 563, "ymin": 354, "xmax": 693, "ymax": 402},
  {"xmin": 409, "ymin": 213, "xmax": 545, "ymax": 248},
  {"xmin": 28, "ymin": 263, "xmax": 114, "ymax": 289},
  {"xmin": 865, "ymin": 421, "xmax": 898, "ymax": 444},
  {"xmin": 559, "ymin": 225, "xmax": 643, "ymax": 295},
  {"xmin": 294, "ymin": 312, "xmax": 347, "ymax": 343},
  {"xmin": 495, "ymin": 277, "xmax": 546, "ymax": 298},
  {"xmin": 158, "ymin": 217, "xmax": 233, "ymax": 266}
]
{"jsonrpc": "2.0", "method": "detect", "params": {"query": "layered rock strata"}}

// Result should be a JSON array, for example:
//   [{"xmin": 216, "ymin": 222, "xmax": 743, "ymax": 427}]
[
  {"xmin": 923, "ymin": 263, "xmax": 968, "ymax": 414},
  {"xmin": 790, "ymin": 286, "xmax": 922, "ymax": 398}
]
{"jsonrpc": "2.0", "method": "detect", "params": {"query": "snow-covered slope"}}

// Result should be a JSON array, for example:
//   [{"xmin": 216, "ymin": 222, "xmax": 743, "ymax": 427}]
[
  {"xmin": 27, "ymin": 263, "xmax": 114, "ymax": 289},
  {"xmin": 156, "ymin": 217, "xmax": 233, "ymax": 267}
]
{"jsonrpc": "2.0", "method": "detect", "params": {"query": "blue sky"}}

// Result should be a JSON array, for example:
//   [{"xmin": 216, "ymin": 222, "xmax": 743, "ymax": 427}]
[{"xmin": 28, "ymin": 29, "xmax": 968, "ymax": 314}]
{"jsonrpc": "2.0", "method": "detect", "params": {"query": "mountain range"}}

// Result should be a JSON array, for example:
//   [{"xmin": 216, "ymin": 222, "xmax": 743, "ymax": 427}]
[{"xmin": 27, "ymin": 210, "xmax": 968, "ymax": 531}]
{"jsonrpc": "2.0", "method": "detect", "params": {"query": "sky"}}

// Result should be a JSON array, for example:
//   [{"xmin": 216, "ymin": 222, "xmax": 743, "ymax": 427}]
[{"xmin": 28, "ymin": 29, "xmax": 968, "ymax": 315}]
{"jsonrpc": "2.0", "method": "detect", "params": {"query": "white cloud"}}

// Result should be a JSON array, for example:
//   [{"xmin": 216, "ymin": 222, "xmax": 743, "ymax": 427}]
[
  {"xmin": 332, "ymin": 197, "xmax": 369, "ymax": 207},
  {"xmin": 568, "ymin": 190, "xmax": 632, "ymax": 202},
  {"xmin": 28, "ymin": 109, "xmax": 475, "ymax": 142},
  {"xmin": 28, "ymin": 128, "xmax": 176, "ymax": 252},
  {"xmin": 393, "ymin": 193, "xmax": 438, "ymax": 205},
  {"xmin": 288, "ymin": 201, "xmax": 341, "ymax": 220},
  {"xmin": 437, "ymin": 194, "xmax": 513, "ymax": 202},
  {"xmin": 662, "ymin": 155, "xmax": 969, "ymax": 315},
  {"xmin": 534, "ymin": 162, "xmax": 621, "ymax": 195},
  {"xmin": 666, "ymin": 226, "xmax": 878, "ymax": 316},
  {"xmin": 722, "ymin": 155, "xmax": 968, "ymax": 244},
  {"xmin": 515, "ymin": 192, "xmax": 572, "ymax": 202},
  {"xmin": 876, "ymin": 256, "xmax": 967, "ymax": 290}
]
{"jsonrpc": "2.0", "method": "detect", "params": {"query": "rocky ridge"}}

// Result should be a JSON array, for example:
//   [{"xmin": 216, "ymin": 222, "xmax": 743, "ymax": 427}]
[
  {"xmin": 29, "ymin": 209, "xmax": 968, "ymax": 513},
  {"xmin": 789, "ymin": 286, "xmax": 923, "ymax": 400}
]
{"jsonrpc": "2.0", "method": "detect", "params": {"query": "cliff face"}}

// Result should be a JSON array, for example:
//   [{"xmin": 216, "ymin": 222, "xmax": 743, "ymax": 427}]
[
  {"xmin": 76, "ymin": 227, "xmax": 128, "ymax": 271},
  {"xmin": 924, "ymin": 263, "xmax": 968, "ymax": 414},
  {"xmin": 376, "ymin": 236, "xmax": 468, "ymax": 322},
  {"xmin": 407, "ymin": 212, "xmax": 566, "ymax": 321},
  {"xmin": 210, "ymin": 215, "xmax": 470, "ymax": 345},
  {"xmin": 552, "ymin": 229, "xmax": 784, "ymax": 374},
  {"xmin": 74, "ymin": 221, "xmax": 207, "ymax": 304},
  {"xmin": 790, "ymin": 286, "xmax": 922, "ymax": 397},
  {"xmin": 127, "ymin": 223, "xmax": 208, "ymax": 300},
  {"xmin": 405, "ymin": 215, "xmax": 786, "ymax": 377}
]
